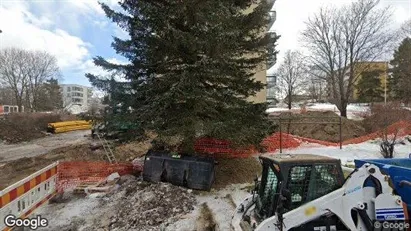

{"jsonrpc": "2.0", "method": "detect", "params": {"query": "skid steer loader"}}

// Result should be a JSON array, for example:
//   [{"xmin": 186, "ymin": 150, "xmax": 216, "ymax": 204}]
[{"xmin": 232, "ymin": 154, "xmax": 409, "ymax": 231}]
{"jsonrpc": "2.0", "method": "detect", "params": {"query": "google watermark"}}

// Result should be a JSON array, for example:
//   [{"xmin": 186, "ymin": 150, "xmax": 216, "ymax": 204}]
[
  {"xmin": 374, "ymin": 220, "xmax": 411, "ymax": 230},
  {"xmin": 4, "ymin": 215, "xmax": 48, "ymax": 230}
]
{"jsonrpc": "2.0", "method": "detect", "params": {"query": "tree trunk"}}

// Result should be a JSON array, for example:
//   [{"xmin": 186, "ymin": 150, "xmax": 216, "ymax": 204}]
[
  {"xmin": 180, "ymin": 137, "xmax": 195, "ymax": 154},
  {"xmin": 180, "ymin": 125, "xmax": 196, "ymax": 154},
  {"xmin": 287, "ymin": 95, "xmax": 292, "ymax": 109},
  {"xmin": 340, "ymin": 100, "xmax": 348, "ymax": 118}
]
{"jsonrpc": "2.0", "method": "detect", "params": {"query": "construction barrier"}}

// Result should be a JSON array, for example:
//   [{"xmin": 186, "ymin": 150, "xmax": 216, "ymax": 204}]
[
  {"xmin": 194, "ymin": 138, "xmax": 258, "ymax": 158},
  {"xmin": 56, "ymin": 161, "xmax": 137, "ymax": 192},
  {"xmin": 194, "ymin": 121, "xmax": 411, "ymax": 158},
  {"xmin": 0, "ymin": 161, "xmax": 139, "ymax": 231},
  {"xmin": 0, "ymin": 162, "xmax": 59, "ymax": 231},
  {"xmin": 47, "ymin": 120, "xmax": 91, "ymax": 134}
]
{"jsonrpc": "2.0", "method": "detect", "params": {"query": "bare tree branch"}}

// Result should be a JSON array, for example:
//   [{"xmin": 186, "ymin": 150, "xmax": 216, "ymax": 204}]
[
  {"xmin": 276, "ymin": 50, "xmax": 308, "ymax": 109},
  {"xmin": 0, "ymin": 48, "xmax": 61, "ymax": 112},
  {"xmin": 300, "ymin": 0, "xmax": 395, "ymax": 117}
]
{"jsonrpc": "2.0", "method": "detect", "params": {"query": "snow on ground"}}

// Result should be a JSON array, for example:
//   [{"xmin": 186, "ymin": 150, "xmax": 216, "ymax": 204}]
[
  {"xmin": 30, "ymin": 135, "xmax": 411, "ymax": 231},
  {"xmin": 266, "ymin": 138, "xmax": 411, "ymax": 166},
  {"xmin": 34, "ymin": 195, "xmax": 101, "ymax": 230},
  {"xmin": 266, "ymin": 103, "xmax": 370, "ymax": 120},
  {"xmin": 166, "ymin": 184, "xmax": 250, "ymax": 231}
]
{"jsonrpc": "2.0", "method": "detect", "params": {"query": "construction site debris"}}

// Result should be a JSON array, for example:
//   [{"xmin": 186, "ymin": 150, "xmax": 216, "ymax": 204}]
[
  {"xmin": 81, "ymin": 180, "xmax": 196, "ymax": 231},
  {"xmin": 107, "ymin": 172, "xmax": 120, "ymax": 182}
]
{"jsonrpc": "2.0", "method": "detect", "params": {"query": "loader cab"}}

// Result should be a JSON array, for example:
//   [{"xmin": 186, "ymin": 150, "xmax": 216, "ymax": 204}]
[{"xmin": 255, "ymin": 154, "xmax": 345, "ymax": 221}]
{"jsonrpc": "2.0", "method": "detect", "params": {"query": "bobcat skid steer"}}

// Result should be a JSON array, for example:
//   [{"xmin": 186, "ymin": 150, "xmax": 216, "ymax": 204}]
[{"xmin": 231, "ymin": 154, "xmax": 409, "ymax": 231}]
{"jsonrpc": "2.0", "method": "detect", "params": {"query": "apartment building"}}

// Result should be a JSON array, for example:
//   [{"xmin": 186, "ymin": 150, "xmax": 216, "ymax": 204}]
[
  {"xmin": 60, "ymin": 84, "xmax": 93, "ymax": 112},
  {"xmin": 325, "ymin": 61, "xmax": 389, "ymax": 102},
  {"xmin": 246, "ymin": 0, "xmax": 277, "ymax": 104}
]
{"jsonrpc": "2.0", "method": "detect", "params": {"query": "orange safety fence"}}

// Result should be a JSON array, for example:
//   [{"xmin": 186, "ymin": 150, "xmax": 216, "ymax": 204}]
[
  {"xmin": 56, "ymin": 161, "xmax": 142, "ymax": 192},
  {"xmin": 193, "ymin": 121, "xmax": 411, "ymax": 158},
  {"xmin": 194, "ymin": 138, "xmax": 259, "ymax": 158},
  {"xmin": 261, "ymin": 133, "xmax": 302, "ymax": 152}
]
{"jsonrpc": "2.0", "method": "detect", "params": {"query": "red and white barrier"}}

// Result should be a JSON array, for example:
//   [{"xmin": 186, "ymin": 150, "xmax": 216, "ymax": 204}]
[{"xmin": 0, "ymin": 162, "xmax": 59, "ymax": 231}]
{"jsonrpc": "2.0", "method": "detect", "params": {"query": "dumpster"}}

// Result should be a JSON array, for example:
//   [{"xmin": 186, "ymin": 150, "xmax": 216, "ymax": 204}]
[
  {"xmin": 142, "ymin": 150, "xmax": 215, "ymax": 191},
  {"xmin": 355, "ymin": 158, "xmax": 411, "ymax": 212}
]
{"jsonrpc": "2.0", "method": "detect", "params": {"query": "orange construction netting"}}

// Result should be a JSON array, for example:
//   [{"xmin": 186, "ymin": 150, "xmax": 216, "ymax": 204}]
[
  {"xmin": 56, "ymin": 161, "xmax": 142, "ymax": 192},
  {"xmin": 193, "ymin": 121, "xmax": 411, "ymax": 158}
]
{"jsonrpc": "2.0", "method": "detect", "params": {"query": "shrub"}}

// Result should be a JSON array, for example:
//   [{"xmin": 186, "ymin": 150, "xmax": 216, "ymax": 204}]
[{"xmin": 362, "ymin": 101, "xmax": 411, "ymax": 133}]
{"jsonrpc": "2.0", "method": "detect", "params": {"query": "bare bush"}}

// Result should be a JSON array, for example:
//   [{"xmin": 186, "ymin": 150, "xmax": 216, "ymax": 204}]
[
  {"xmin": 0, "ymin": 113, "xmax": 76, "ymax": 143},
  {"xmin": 362, "ymin": 101, "xmax": 411, "ymax": 133},
  {"xmin": 380, "ymin": 128, "xmax": 399, "ymax": 158}
]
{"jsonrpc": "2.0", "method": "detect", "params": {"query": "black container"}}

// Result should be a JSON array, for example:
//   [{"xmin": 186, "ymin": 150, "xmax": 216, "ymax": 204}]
[{"xmin": 142, "ymin": 150, "xmax": 215, "ymax": 191}]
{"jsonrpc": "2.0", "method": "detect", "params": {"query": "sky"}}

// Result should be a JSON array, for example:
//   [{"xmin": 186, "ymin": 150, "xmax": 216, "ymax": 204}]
[
  {"xmin": 269, "ymin": 0, "xmax": 411, "ymax": 74},
  {"xmin": 0, "ymin": 0, "xmax": 410, "ymax": 88}
]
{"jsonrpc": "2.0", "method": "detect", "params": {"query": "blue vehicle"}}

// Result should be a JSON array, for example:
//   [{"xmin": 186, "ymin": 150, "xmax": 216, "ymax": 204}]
[{"xmin": 355, "ymin": 157, "xmax": 411, "ymax": 212}]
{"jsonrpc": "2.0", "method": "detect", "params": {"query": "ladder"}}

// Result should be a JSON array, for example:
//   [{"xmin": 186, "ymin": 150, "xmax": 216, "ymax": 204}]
[{"xmin": 96, "ymin": 133, "xmax": 117, "ymax": 164}]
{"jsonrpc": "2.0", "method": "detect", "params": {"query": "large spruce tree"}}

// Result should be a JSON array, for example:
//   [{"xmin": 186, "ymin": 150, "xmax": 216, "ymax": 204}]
[
  {"xmin": 389, "ymin": 38, "xmax": 411, "ymax": 105},
  {"xmin": 87, "ymin": 0, "xmax": 279, "ymax": 153}
]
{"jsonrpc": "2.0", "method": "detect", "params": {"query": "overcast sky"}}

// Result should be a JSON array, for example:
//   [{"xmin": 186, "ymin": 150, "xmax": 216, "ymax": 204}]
[
  {"xmin": 0, "ymin": 0, "xmax": 410, "ymax": 87},
  {"xmin": 269, "ymin": 0, "xmax": 411, "ymax": 74}
]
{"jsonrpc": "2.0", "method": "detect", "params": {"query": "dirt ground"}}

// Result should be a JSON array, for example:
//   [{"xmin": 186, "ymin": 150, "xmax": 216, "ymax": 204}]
[
  {"xmin": 0, "ymin": 143, "xmax": 103, "ymax": 190},
  {"xmin": 0, "ymin": 130, "xmax": 91, "ymax": 163},
  {"xmin": 114, "ymin": 139, "xmax": 153, "ymax": 162},
  {"xmin": 277, "ymin": 111, "xmax": 366, "ymax": 142},
  {"xmin": 0, "ymin": 131, "xmax": 156, "ymax": 190},
  {"xmin": 213, "ymin": 157, "xmax": 262, "ymax": 189}
]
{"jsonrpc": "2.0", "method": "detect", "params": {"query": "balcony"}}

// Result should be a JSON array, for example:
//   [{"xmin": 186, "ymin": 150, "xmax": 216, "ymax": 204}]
[{"xmin": 267, "ymin": 10, "xmax": 276, "ymax": 30}]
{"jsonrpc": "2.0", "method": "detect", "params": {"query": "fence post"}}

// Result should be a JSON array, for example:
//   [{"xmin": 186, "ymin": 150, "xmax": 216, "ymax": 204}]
[
  {"xmin": 339, "ymin": 116, "xmax": 342, "ymax": 149},
  {"xmin": 280, "ymin": 119, "xmax": 282, "ymax": 153}
]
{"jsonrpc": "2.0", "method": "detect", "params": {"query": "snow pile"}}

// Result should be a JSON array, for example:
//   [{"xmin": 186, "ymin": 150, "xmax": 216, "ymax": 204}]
[{"xmin": 267, "ymin": 137, "xmax": 411, "ymax": 165}]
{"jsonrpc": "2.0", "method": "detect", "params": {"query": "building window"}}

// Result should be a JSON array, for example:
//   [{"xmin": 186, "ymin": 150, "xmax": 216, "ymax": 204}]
[
  {"xmin": 73, "ymin": 87, "xmax": 82, "ymax": 92},
  {"xmin": 72, "ymin": 98, "xmax": 83, "ymax": 103},
  {"xmin": 72, "ymin": 92, "xmax": 83, "ymax": 97},
  {"xmin": 67, "ymin": 87, "xmax": 71, "ymax": 92}
]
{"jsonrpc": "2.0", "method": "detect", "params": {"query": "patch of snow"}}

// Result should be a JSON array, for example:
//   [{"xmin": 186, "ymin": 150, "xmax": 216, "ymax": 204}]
[
  {"xmin": 266, "ymin": 139, "xmax": 411, "ymax": 165},
  {"xmin": 34, "ymin": 196, "xmax": 100, "ymax": 230},
  {"xmin": 266, "ymin": 103, "xmax": 370, "ymax": 120},
  {"xmin": 166, "ymin": 184, "xmax": 251, "ymax": 230}
]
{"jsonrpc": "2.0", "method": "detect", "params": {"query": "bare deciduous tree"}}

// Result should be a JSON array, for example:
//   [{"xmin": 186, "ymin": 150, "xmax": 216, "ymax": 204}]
[
  {"xmin": 276, "ymin": 50, "xmax": 307, "ymax": 109},
  {"xmin": 400, "ymin": 18, "xmax": 411, "ymax": 38},
  {"xmin": 0, "ymin": 48, "xmax": 60, "ymax": 111},
  {"xmin": 300, "ymin": 0, "xmax": 395, "ymax": 117},
  {"xmin": 0, "ymin": 48, "xmax": 31, "ymax": 111},
  {"xmin": 26, "ymin": 51, "xmax": 60, "ymax": 111}
]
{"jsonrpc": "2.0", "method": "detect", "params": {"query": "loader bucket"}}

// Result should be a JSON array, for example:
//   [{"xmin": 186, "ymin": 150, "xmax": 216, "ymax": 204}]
[{"xmin": 142, "ymin": 150, "xmax": 215, "ymax": 191}]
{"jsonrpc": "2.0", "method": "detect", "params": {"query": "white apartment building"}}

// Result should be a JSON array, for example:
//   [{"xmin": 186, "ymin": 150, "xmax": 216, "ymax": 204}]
[{"xmin": 60, "ymin": 84, "xmax": 93, "ymax": 114}]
